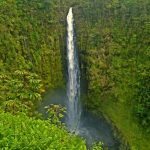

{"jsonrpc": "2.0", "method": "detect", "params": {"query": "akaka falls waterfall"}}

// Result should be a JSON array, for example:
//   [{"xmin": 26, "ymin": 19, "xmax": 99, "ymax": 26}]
[
  {"xmin": 66, "ymin": 7, "xmax": 81, "ymax": 132},
  {"xmin": 39, "ymin": 7, "xmax": 120, "ymax": 148}
]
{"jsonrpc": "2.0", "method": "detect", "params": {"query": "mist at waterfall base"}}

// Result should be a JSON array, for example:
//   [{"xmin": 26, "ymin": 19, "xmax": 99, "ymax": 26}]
[
  {"xmin": 38, "ymin": 8, "xmax": 120, "ymax": 149},
  {"xmin": 39, "ymin": 89, "xmax": 119, "ymax": 149}
]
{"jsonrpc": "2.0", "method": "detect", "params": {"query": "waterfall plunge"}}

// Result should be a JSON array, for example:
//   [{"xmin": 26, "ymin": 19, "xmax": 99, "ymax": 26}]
[{"xmin": 66, "ymin": 7, "xmax": 81, "ymax": 132}]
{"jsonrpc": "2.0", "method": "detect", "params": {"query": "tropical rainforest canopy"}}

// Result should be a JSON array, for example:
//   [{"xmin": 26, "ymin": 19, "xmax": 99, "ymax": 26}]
[{"xmin": 0, "ymin": 0, "xmax": 149, "ymax": 149}]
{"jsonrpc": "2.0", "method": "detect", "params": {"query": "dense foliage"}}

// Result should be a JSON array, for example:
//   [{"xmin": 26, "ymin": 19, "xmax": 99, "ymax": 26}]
[
  {"xmin": 71, "ymin": 0, "xmax": 150, "ymax": 149},
  {"xmin": 0, "ymin": 0, "xmax": 85, "ymax": 149},
  {"xmin": 0, "ymin": 70, "xmax": 43, "ymax": 115},
  {"xmin": 0, "ymin": 112, "xmax": 86, "ymax": 150},
  {"xmin": 135, "ymin": 72, "xmax": 150, "ymax": 131},
  {"xmin": 0, "ymin": 0, "xmax": 149, "ymax": 149},
  {"xmin": 0, "ymin": 0, "xmax": 64, "ymax": 89},
  {"xmin": 73, "ymin": 0, "xmax": 150, "ymax": 131},
  {"xmin": 0, "ymin": 0, "xmax": 67, "ymax": 129},
  {"xmin": 91, "ymin": 142, "xmax": 103, "ymax": 150}
]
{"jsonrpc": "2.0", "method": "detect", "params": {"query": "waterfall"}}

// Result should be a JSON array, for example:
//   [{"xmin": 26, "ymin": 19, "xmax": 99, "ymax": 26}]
[{"xmin": 66, "ymin": 7, "xmax": 81, "ymax": 132}]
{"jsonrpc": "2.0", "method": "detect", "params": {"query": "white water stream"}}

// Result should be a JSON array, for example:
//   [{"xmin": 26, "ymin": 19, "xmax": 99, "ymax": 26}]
[{"xmin": 66, "ymin": 7, "xmax": 81, "ymax": 132}]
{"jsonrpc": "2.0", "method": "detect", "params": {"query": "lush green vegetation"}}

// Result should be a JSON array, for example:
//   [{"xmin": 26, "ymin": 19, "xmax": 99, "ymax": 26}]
[
  {"xmin": 73, "ymin": 0, "xmax": 150, "ymax": 149},
  {"xmin": 0, "ymin": 112, "xmax": 86, "ymax": 150},
  {"xmin": 0, "ymin": 1, "xmax": 89, "ymax": 149},
  {"xmin": 0, "ymin": 0, "xmax": 149, "ymax": 149},
  {"xmin": 0, "ymin": 0, "xmax": 65, "ymax": 90}
]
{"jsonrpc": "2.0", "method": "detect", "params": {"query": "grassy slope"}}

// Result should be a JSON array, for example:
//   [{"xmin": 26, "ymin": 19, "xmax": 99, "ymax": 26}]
[{"xmin": 99, "ymin": 100, "xmax": 150, "ymax": 150}]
